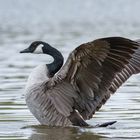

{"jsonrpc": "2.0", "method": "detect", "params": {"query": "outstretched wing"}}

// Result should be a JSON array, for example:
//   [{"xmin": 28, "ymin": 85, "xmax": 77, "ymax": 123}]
[
  {"xmin": 46, "ymin": 37, "xmax": 140, "ymax": 123},
  {"xmin": 41, "ymin": 37, "xmax": 140, "ymax": 125}
]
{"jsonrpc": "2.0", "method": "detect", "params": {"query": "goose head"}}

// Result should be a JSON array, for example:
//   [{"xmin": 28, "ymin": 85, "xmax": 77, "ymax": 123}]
[
  {"xmin": 20, "ymin": 41, "xmax": 64, "ymax": 77},
  {"xmin": 20, "ymin": 41, "xmax": 52, "ymax": 54}
]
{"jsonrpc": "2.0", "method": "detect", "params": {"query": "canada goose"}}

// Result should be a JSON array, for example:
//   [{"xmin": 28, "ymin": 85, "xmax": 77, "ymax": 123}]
[{"xmin": 20, "ymin": 37, "xmax": 140, "ymax": 127}]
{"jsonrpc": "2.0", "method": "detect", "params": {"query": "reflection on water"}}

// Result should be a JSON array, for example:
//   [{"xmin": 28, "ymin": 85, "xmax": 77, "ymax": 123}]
[
  {"xmin": 24, "ymin": 125, "xmax": 106, "ymax": 140},
  {"xmin": 0, "ymin": 0, "xmax": 140, "ymax": 140}
]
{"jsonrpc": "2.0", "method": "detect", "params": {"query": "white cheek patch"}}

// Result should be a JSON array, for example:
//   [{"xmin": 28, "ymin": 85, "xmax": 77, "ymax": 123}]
[{"xmin": 34, "ymin": 46, "xmax": 43, "ymax": 54}]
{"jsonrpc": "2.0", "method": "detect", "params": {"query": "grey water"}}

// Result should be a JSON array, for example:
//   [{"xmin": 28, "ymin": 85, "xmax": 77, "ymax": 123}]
[{"xmin": 0, "ymin": 0, "xmax": 140, "ymax": 139}]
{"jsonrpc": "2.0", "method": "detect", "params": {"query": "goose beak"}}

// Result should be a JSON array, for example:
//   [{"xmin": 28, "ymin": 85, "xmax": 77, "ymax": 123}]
[{"xmin": 20, "ymin": 48, "xmax": 31, "ymax": 53}]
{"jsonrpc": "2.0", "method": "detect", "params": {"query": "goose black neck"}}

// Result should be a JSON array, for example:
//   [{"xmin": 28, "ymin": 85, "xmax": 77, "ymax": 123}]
[{"xmin": 41, "ymin": 42, "xmax": 64, "ymax": 77}]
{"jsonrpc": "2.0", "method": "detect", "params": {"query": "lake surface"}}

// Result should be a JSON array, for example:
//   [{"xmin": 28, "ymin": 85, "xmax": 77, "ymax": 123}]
[{"xmin": 0, "ymin": 0, "xmax": 140, "ymax": 139}]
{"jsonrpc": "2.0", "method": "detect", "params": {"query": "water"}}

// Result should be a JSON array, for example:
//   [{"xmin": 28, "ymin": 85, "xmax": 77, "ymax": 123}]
[{"xmin": 0, "ymin": 0, "xmax": 140, "ymax": 139}]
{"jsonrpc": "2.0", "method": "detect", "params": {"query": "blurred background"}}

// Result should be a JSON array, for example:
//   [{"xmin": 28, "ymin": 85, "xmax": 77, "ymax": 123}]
[{"xmin": 0, "ymin": 0, "xmax": 140, "ymax": 140}]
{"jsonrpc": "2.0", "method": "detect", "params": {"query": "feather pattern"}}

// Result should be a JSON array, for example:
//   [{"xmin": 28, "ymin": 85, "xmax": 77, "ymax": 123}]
[
  {"xmin": 54, "ymin": 37, "xmax": 140, "ymax": 120},
  {"xmin": 25, "ymin": 81, "xmax": 75, "ymax": 126},
  {"xmin": 25, "ymin": 37, "xmax": 140, "ymax": 126}
]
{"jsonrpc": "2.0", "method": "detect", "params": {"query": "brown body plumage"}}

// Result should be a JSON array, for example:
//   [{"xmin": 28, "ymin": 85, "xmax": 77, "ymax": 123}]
[{"xmin": 20, "ymin": 37, "xmax": 140, "ymax": 126}]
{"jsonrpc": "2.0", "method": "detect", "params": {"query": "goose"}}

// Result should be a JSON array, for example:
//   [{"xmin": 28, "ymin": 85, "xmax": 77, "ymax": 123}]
[{"xmin": 20, "ymin": 37, "xmax": 140, "ymax": 127}]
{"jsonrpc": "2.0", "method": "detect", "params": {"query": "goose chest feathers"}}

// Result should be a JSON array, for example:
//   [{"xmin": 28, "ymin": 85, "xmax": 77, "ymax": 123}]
[{"xmin": 20, "ymin": 37, "xmax": 140, "ymax": 127}]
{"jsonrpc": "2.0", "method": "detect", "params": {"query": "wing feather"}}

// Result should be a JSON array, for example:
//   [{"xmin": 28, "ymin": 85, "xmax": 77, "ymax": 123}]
[
  {"xmin": 30, "ymin": 37, "xmax": 140, "ymax": 125},
  {"xmin": 26, "ymin": 81, "xmax": 75, "ymax": 126},
  {"xmin": 53, "ymin": 37, "xmax": 140, "ymax": 120}
]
